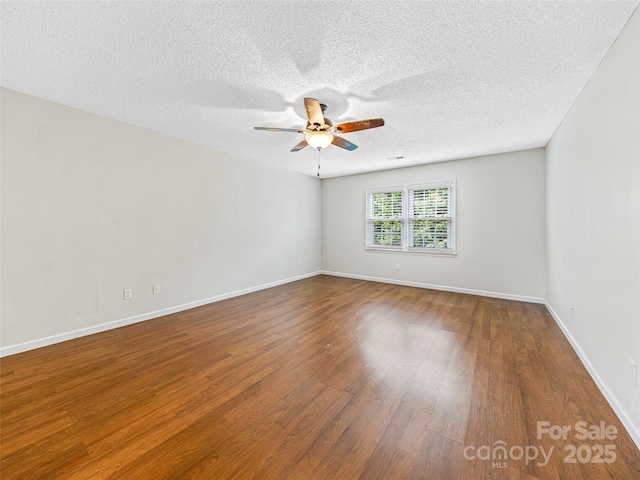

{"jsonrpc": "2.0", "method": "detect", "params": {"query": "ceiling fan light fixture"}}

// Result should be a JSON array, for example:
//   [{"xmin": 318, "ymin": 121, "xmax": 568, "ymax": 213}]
[
  {"xmin": 306, "ymin": 131, "xmax": 333, "ymax": 149},
  {"xmin": 254, "ymin": 98, "xmax": 383, "ymax": 153}
]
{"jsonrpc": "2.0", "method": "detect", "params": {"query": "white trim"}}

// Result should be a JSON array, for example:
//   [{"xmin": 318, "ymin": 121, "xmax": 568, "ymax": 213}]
[
  {"xmin": 0, "ymin": 271, "xmax": 321, "ymax": 358},
  {"xmin": 544, "ymin": 301, "xmax": 640, "ymax": 450},
  {"xmin": 0, "ymin": 331, "xmax": 78, "ymax": 357},
  {"xmin": 365, "ymin": 246, "xmax": 457, "ymax": 256},
  {"xmin": 321, "ymin": 270, "xmax": 544, "ymax": 304}
]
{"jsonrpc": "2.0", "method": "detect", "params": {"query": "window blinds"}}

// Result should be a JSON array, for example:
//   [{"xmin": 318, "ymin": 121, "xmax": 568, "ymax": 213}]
[
  {"xmin": 368, "ymin": 191, "xmax": 403, "ymax": 246},
  {"xmin": 409, "ymin": 186, "xmax": 452, "ymax": 249},
  {"xmin": 365, "ymin": 180, "xmax": 455, "ymax": 254}
]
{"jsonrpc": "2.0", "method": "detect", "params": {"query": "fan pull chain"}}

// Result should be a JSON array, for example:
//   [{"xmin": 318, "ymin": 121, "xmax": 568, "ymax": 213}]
[{"xmin": 317, "ymin": 148, "xmax": 321, "ymax": 177}]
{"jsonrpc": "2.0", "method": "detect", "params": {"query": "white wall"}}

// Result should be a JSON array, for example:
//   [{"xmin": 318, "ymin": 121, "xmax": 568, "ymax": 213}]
[
  {"xmin": 322, "ymin": 149, "xmax": 546, "ymax": 301},
  {"xmin": 0, "ymin": 88, "xmax": 322, "ymax": 352},
  {"xmin": 546, "ymin": 7, "xmax": 640, "ymax": 441}
]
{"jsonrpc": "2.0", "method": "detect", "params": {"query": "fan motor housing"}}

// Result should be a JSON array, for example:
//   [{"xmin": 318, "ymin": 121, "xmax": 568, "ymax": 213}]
[{"xmin": 307, "ymin": 117, "xmax": 333, "ymax": 131}]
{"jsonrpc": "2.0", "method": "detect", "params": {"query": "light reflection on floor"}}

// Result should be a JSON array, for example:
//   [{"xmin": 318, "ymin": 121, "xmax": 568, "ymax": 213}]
[{"xmin": 356, "ymin": 309, "xmax": 463, "ymax": 394}]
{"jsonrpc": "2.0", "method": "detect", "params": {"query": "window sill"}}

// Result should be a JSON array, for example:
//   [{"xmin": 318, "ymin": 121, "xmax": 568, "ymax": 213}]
[{"xmin": 365, "ymin": 247, "xmax": 457, "ymax": 257}]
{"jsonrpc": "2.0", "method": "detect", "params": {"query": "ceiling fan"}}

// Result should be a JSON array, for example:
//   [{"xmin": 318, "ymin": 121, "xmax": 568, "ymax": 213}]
[{"xmin": 254, "ymin": 98, "xmax": 384, "ymax": 152}]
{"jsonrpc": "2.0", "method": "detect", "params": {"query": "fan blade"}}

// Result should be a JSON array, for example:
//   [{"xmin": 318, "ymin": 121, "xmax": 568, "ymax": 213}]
[
  {"xmin": 331, "ymin": 136, "xmax": 358, "ymax": 151},
  {"xmin": 291, "ymin": 140, "xmax": 308, "ymax": 152},
  {"xmin": 333, "ymin": 118, "xmax": 385, "ymax": 133},
  {"xmin": 254, "ymin": 127, "xmax": 305, "ymax": 133},
  {"xmin": 304, "ymin": 98, "xmax": 325, "ymax": 126}
]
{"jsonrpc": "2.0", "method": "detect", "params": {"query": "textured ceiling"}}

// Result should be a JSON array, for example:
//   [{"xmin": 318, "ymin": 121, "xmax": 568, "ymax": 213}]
[{"xmin": 1, "ymin": 1, "xmax": 638, "ymax": 178}]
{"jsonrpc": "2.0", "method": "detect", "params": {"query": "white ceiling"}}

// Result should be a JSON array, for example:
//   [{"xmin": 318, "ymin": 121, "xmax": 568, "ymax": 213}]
[{"xmin": 1, "ymin": 1, "xmax": 638, "ymax": 178}]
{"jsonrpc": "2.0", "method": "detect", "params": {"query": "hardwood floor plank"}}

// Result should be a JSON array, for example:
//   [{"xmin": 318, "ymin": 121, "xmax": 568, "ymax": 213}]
[
  {"xmin": 406, "ymin": 430, "xmax": 463, "ymax": 480},
  {"xmin": 359, "ymin": 380, "xmax": 436, "ymax": 479},
  {"xmin": 1, "ymin": 275, "xmax": 639, "ymax": 479}
]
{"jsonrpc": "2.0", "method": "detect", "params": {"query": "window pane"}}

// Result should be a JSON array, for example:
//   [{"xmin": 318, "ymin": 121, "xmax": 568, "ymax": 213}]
[
  {"xmin": 372, "ymin": 220, "xmax": 402, "ymax": 246},
  {"xmin": 411, "ymin": 220, "xmax": 449, "ymax": 249},
  {"xmin": 372, "ymin": 191, "xmax": 403, "ymax": 218},
  {"xmin": 412, "ymin": 188, "xmax": 450, "ymax": 217}
]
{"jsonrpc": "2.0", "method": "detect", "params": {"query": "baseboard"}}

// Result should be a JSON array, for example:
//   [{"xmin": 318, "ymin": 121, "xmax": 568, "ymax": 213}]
[
  {"xmin": 320, "ymin": 270, "xmax": 545, "ymax": 304},
  {"xmin": 545, "ymin": 301, "xmax": 640, "ymax": 450},
  {"xmin": 0, "ymin": 271, "xmax": 321, "ymax": 358}
]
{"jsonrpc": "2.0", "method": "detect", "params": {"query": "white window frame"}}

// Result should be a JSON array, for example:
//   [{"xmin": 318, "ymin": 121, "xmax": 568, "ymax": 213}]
[{"xmin": 365, "ymin": 179, "xmax": 456, "ymax": 256}]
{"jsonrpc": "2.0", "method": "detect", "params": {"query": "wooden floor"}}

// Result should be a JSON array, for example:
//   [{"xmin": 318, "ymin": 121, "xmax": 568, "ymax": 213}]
[{"xmin": 1, "ymin": 276, "xmax": 639, "ymax": 479}]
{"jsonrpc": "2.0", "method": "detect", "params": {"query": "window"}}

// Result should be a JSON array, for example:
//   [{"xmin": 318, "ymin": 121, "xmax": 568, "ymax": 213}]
[{"xmin": 366, "ymin": 179, "xmax": 456, "ymax": 255}]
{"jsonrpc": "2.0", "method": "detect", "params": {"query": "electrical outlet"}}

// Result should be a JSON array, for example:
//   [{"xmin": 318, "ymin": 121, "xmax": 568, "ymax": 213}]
[
  {"xmin": 153, "ymin": 284, "xmax": 160, "ymax": 295},
  {"xmin": 395, "ymin": 263, "xmax": 400, "ymax": 270},
  {"xmin": 123, "ymin": 289, "xmax": 132, "ymax": 300}
]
